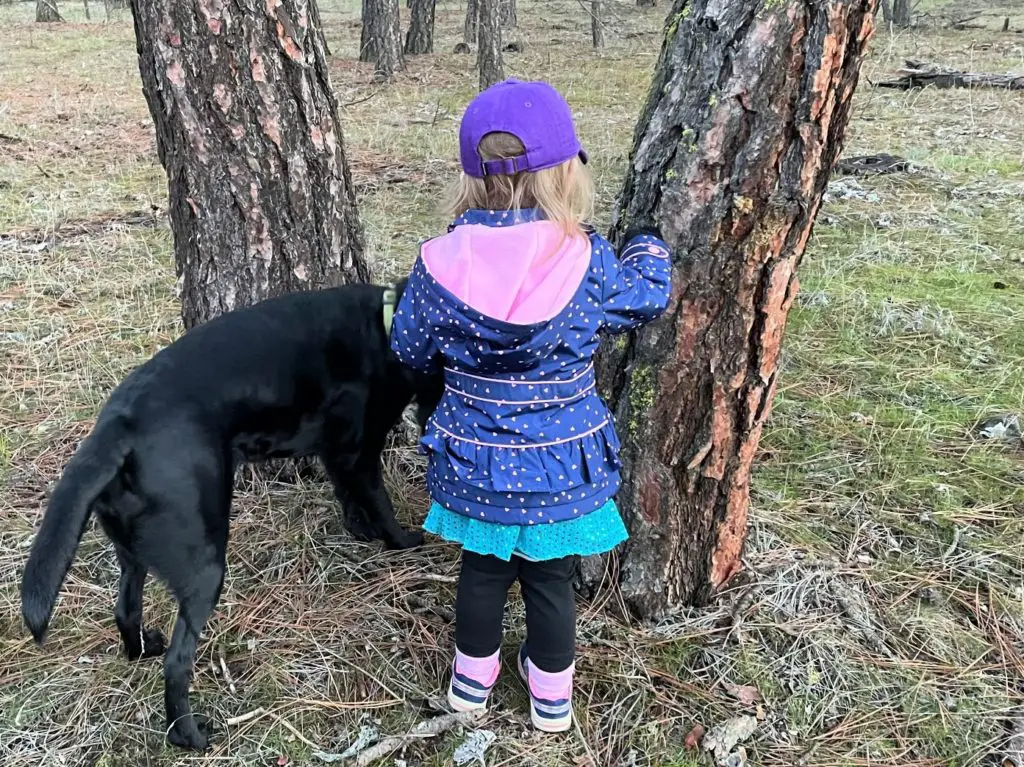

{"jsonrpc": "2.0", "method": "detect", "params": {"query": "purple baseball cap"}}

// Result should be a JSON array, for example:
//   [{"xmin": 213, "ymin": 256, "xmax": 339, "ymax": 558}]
[{"xmin": 459, "ymin": 78, "xmax": 588, "ymax": 178}]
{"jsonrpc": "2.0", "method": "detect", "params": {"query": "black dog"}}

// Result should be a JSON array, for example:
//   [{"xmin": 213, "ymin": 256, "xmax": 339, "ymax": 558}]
[{"xmin": 20, "ymin": 280, "xmax": 442, "ymax": 751}]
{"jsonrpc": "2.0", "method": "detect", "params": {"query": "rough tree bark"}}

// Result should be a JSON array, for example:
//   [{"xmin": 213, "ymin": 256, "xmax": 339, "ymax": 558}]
[
  {"xmin": 579, "ymin": 0, "xmax": 877, "ymax": 616},
  {"xmin": 35, "ymin": 0, "xmax": 62, "ymax": 21},
  {"xmin": 308, "ymin": 0, "xmax": 330, "ymax": 56},
  {"xmin": 891, "ymin": 0, "xmax": 910, "ymax": 26},
  {"xmin": 477, "ymin": 0, "xmax": 503, "ymax": 90},
  {"xmin": 591, "ymin": 0, "xmax": 603, "ymax": 48},
  {"xmin": 404, "ymin": 0, "xmax": 435, "ymax": 54},
  {"xmin": 128, "ymin": 0, "xmax": 368, "ymax": 328},
  {"xmin": 464, "ymin": 0, "xmax": 479, "ymax": 44},
  {"xmin": 361, "ymin": 0, "xmax": 403, "ymax": 78},
  {"xmin": 500, "ymin": 0, "xmax": 516, "ymax": 27}
]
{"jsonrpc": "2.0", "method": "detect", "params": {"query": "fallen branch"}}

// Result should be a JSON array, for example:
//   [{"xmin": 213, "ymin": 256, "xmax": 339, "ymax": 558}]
[
  {"xmin": 834, "ymin": 153, "xmax": 913, "ymax": 176},
  {"xmin": 347, "ymin": 710, "xmax": 480, "ymax": 766},
  {"xmin": 876, "ymin": 60, "xmax": 1024, "ymax": 90}
]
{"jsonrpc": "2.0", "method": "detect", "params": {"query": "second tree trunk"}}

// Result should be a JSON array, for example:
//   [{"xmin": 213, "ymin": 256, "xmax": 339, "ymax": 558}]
[{"xmin": 580, "ymin": 0, "xmax": 877, "ymax": 616}]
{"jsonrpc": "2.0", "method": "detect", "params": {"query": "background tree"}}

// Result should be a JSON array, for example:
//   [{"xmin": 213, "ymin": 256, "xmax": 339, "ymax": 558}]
[
  {"xmin": 35, "ymin": 0, "xmax": 62, "ymax": 22},
  {"xmin": 891, "ymin": 0, "xmax": 910, "ymax": 27},
  {"xmin": 500, "ymin": 0, "xmax": 516, "ymax": 27},
  {"xmin": 464, "ymin": 0, "xmax": 479, "ymax": 44},
  {"xmin": 404, "ymin": 0, "xmax": 435, "ymax": 54},
  {"xmin": 128, "ymin": 0, "xmax": 368, "ymax": 328},
  {"xmin": 361, "ymin": 0, "xmax": 404, "ymax": 78},
  {"xmin": 477, "ymin": 0, "xmax": 503, "ymax": 89},
  {"xmin": 591, "ymin": 0, "xmax": 603, "ymax": 48},
  {"xmin": 360, "ymin": 0, "xmax": 379, "ymax": 62},
  {"xmin": 580, "ymin": 0, "xmax": 878, "ymax": 617},
  {"xmin": 637, "ymin": 0, "xmax": 657, "ymax": 8}
]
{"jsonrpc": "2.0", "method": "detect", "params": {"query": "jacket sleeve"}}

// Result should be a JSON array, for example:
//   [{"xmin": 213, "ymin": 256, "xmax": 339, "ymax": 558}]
[
  {"xmin": 390, "ymin": 258, "xmax": 441, "ymax": 373},
  {"xmin": 598, "ymin": 229, "xmax": 673, "ymax": 334}
]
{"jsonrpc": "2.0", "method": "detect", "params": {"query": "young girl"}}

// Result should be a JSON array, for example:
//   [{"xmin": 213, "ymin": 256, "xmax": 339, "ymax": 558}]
[{"xmin": 390, "ymin": 79, "xmax": 671, "ymax": 732}]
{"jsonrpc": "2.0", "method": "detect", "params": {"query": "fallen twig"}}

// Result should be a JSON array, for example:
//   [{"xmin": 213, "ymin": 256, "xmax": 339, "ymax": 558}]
[{"xmin": 348, "ymin": 710, "xmax": 480, "ymax": 766}]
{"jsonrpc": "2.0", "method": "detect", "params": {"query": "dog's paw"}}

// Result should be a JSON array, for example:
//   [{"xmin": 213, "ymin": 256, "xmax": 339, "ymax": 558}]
[
  {"xmin": 167, "ymin": 714, "xmax": 212, "ymax": 751},
  {"xmin": 140, "ymin": 628, "xmax": 167, "ymax": 659},
  {"xmin": 386, "ymin": 529, "xmax": 425, "ymax": 550}
]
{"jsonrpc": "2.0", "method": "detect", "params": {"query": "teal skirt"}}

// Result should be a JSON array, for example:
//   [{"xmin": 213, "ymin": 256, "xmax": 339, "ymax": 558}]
[{"xmin": 423, "ymin": 499, "xmax": 628, "ymax": 562}]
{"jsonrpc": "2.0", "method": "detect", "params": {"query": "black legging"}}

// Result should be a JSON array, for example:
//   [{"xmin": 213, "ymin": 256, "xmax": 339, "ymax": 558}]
[{"xmin": 455, "ymin": 550, "xmax": 576, "ymax": 673}]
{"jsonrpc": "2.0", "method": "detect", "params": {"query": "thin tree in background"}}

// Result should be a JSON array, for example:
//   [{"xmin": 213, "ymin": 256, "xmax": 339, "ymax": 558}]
[
  {"xmin": 500, "ymin": 0, "xmax": 516, "ymax": 27},
  {"xmin": 361, "ymin": 0, "xmax": 404, "ymax": 78},
  {"xmin": 477, "ymin": 0, "xmax": 503, "ymax": 89},
  {"xmin": 405, "ymin": 0, "xmax": 436, "ymax": 54},
  {"xmin": 128, "ymin": 0, "xmax": 368, "ymax": 329},
  {"xmin": 592, "ymin": 0, "xmax": 604, "ymax": 47},
  {"xmin": 464, "ymin": 0, "xmax": 480, "ymax": 44},
  {"xmin": 891, "ymin": 0, "xmax": 910, "ymax": 26},
  {"xmin": 35, "ymin": 0, "xmax": 62, "ymax": 22},
  {"xmin": 637, "ymin": 0, "xmax": 657, "ymax": 8},
  {"xmin": 360, "ymin": 0, "xmax": 379, "ymax": 62},
  {"xmin": 578, "ymin": 0, "xmax": 878, "ymax": 617},
  {"xmin": 82, "ymin": 0, "xmax": 91, "ymax": 21}
]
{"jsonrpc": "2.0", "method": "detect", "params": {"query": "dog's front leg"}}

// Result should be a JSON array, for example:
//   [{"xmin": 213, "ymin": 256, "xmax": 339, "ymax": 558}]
[{"xmin": 333, "ymin": 458, "xmax": 423, "ymax": 550}]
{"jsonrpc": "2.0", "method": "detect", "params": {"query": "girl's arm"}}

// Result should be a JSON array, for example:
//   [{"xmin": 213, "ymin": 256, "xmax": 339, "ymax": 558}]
[
  {"xmin": 390, "ymin": 259, "xmax": 441, "ymax": 373},
  {"xmin": 599, "ymin": 227, "xmax": 673, "ymax": 333}
]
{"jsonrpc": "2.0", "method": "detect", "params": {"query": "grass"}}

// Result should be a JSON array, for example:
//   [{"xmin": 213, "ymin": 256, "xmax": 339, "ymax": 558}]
[{"xmin": 2, "ymin": 0, "xmax": 1024, "ymax": 765}]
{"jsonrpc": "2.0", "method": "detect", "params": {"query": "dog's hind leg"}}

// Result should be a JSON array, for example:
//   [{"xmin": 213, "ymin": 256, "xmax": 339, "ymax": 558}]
[
  {"xmin": 113, "ymin": 544, "xmax": 166, "ymax": 661},
  {"xmin": 162, "ymin": 552, "xmax": 225, "ymax": 751}
]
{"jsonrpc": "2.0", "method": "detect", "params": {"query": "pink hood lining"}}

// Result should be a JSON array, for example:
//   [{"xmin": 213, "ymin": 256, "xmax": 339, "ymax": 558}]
[{"xmin": 420, "ymin": 221, "xmax": 590, "ymax": 326}]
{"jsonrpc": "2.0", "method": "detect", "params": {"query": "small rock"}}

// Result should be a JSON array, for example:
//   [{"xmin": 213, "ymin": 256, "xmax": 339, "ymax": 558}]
[
  {"xmin": 704, "ymin": 716, "xmax": 757, "ymax": 763},
  {"xmin": 453, "ymin": 729, "xmax": 496, "ymax": 766},
  {"xmin": 453, "ymin": 42, "xmax": 472, "ymax": 54},
  {"xmin": 503, "ymin": 40, "xmax": 526, "ymax": 52}
]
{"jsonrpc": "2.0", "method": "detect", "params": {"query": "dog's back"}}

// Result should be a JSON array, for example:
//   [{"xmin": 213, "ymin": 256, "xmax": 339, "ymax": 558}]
[{"xmin": 20, "ymin": 281, "xmax": 414, "ymax": 640}]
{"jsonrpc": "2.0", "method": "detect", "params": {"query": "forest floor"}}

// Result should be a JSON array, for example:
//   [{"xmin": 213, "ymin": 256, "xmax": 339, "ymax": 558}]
[{"xmin": 2, "ymin": 0, "xmax": 1024, "ymax": 765}]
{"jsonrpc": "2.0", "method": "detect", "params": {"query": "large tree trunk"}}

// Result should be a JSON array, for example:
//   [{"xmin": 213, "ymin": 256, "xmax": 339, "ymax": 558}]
[
  {"xmin": 128, "ymin": 0, "xmax": 368, "ymax": 329},
  {"xmin": 404, "ymin": 0, "xmax": 435, "ymax": 54},
  {"xmin": 580, "ymin": 0, "xmax": 877, "ymax": 616},
  {"xmin": 35, "ymin": 0, "xmax": 62, "ymax": 21},
  {"xmin": 591, "ymin": 0, "xmax": 603, "ymax": 48},
  {"xmin": 477, "ymin": 0, "xmax": 503, "ymax": 90},
  {"xmin": 464, "ymin": 0, "xmax": 479, "ymax": 44},
  {"xmin": 891, "ymin": 0, "xmax": 910, "ymax": 26},
  {"xmin": 499, "ymin": 0, "xmax": 516, "ymax": 27},
  {"xmin": 361, "ymin": 0, "xmax": 403, "ymax": 78}
]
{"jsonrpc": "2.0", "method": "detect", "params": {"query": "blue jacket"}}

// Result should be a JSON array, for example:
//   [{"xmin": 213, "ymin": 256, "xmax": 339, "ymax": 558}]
[{"xmin": 391, "ymin": 208, "xmax": 671, "ymax": 525}]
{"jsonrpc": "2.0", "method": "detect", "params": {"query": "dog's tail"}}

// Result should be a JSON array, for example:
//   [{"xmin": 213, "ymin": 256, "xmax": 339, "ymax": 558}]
[{"xmin": 21, "ymin": 414, "xmax": 132, "ymax": 643}]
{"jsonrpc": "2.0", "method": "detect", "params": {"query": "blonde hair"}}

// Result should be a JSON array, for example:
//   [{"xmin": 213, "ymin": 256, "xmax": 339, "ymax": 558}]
[{"xmin": 447, "ymin": 132, "xmax": 594, "ymax": 236}]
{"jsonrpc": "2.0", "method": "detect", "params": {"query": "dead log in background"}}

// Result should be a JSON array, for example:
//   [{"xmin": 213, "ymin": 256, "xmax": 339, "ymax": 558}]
[
  {"xmin": 578, "ymin": 0, "xmax": 878, "ymax": 616},
  {"xmin": 834, "ymin": 153, "xmax": 913, "ymax": 176},
  {"xmin": 877, "ymin": 60, "xmax": 1024, "ymax": 90}
]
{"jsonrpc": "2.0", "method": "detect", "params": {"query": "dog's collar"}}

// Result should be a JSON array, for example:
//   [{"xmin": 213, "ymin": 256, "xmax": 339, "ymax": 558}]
[{"xmin": 382, "ymin": 286, "xmax": 397, "ymax": 336}]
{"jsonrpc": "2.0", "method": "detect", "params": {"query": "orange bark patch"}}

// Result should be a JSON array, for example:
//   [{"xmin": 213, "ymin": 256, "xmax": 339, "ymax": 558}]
[{"xmin": 638, "ymin": 468, "xmax": 662, "ymax": 526}]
